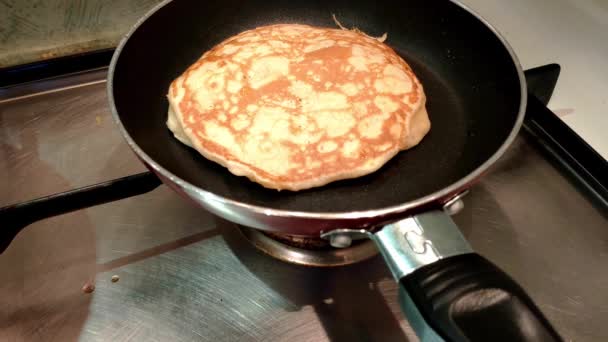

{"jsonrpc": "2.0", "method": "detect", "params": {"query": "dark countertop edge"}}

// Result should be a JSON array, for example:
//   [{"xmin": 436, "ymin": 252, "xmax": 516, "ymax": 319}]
[
  {"xmin": 0, "ymin": 49, "xmax": 114, "ymax": 89},
  {"xmin": 524, "ymin": 64, "xmax": 608, "ymax": 209}
]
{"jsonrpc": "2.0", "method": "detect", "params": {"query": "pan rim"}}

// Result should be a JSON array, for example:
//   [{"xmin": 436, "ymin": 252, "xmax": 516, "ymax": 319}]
[{"xmin": 108, "ymin": 0, "xmax": 527, "ymax": 220}]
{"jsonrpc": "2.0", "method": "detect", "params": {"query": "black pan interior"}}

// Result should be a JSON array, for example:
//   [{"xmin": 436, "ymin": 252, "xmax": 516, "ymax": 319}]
[{"xmin": 112, "ymin": 0, "xmax": 522, "ymax": 212}]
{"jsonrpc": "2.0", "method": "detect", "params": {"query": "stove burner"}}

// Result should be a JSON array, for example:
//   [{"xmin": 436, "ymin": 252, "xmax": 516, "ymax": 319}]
[{"xmin": 237, "ymin": 227, "xmax": 378, "ymax": 267}]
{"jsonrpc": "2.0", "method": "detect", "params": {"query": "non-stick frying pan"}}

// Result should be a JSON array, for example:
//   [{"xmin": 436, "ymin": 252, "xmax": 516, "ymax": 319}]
[
  {"xmin": 3, "ymin": 0, "xmax": 563, "ymax": 341},
  {"xmin": 111, "ymin": 0, "xmax": 526, "ymax": 234}
]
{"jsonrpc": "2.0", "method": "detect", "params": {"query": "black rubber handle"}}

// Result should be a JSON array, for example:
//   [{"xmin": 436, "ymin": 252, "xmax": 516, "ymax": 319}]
[
  {"xmin": 0, "ymin": 171, "xmax": 162, "ymax": 254},
  {"xmin": 401, "ymin": 253, "xmax": 562, "ymax": 342}
]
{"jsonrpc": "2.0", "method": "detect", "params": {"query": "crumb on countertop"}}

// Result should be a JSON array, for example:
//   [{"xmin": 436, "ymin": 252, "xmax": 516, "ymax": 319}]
[{"xmin": 82, "ymin": 282, "xmax": 95, "ymax": 294}]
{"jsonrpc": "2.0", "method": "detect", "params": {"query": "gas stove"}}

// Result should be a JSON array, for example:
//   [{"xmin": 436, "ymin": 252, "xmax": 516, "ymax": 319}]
[{"xmin": 1, "ymin": 63, "xmax": 606, "ymax": 341}]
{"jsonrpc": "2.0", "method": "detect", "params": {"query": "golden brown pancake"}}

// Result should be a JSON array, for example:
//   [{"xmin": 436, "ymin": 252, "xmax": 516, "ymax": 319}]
[{"xmin": 167, "ymin": 24, "xmax": 430, "ymax": 191}]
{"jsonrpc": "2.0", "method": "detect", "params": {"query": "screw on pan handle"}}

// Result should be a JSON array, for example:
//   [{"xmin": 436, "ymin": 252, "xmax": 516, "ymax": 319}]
[{"xmin": 0, "ymin": 172, "xmax": 162, "ymax": 254}]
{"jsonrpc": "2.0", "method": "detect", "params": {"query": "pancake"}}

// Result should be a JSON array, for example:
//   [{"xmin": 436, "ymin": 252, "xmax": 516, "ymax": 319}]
[{"xmin": 167, "ymin": 24, "xmax": 430, "ymax": 191}]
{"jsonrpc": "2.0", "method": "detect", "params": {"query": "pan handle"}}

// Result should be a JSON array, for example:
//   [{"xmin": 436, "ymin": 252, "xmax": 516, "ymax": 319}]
[
  {"xmin": 0, "ymin": 171, "xmax": 162, "ymax": 254},
  {"xmin": 372, "ymin": 211, "xmax": 562, "ymax": 342}
]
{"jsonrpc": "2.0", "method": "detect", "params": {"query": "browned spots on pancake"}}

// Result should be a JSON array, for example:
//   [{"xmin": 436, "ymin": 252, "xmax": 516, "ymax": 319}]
[{"xmin": 168, "ymin": 24, "xmax": 427, "ymax": 190}]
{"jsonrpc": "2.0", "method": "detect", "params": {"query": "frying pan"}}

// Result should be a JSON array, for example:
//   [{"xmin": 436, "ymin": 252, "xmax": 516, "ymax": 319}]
[{"xmin": 2, "ymin": 0, "xmax": 562, "ymax": 341}]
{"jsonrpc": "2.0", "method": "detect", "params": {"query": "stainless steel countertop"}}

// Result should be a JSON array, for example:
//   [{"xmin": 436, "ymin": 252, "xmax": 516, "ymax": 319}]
[{"xmin": 1, "ymin": 71, "xmax": 607, "ymax": 341}]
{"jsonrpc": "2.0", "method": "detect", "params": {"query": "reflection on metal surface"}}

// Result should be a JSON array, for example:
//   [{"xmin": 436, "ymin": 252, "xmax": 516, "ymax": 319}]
[
  {"xmin": 0, "ymin": 69, "xmax": 108, "ymax": 104},
  {"xmin": 320, "ymin": 228, "xmax": 372, "ymax": 242},
  {"xmin": 374, "ymin": 211, "xmax": 472, "ymax": 280},
  {"xmin": 443, "ymin": 191, "xmax": 469, "ymax": 216},
  {"xmin": 328, "ymin": 234, "xmax": 353, "ymax": 248},
  {"xmin": 238, "ymin": 226, "xmax": 378, "ymax": 267},
  {"xmin": 1, "ymin": 70, "xmax": 607, "ymax": 341}
]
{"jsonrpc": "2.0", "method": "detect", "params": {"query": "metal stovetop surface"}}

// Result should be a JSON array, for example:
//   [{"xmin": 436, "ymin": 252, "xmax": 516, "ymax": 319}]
[{"xmin": 1, "ymin": 69, "xmax": 607, "ymax": 341}]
